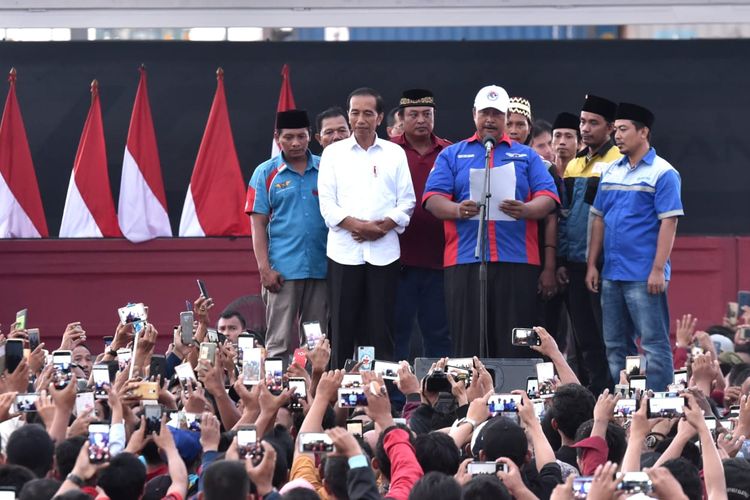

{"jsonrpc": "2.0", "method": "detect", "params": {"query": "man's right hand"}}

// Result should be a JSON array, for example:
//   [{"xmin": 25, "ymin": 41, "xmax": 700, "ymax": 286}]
[
  {"xmin": 455, "ymin": 200, "xmax": 479, "ymax": 220},
  {"xmin": 585, "ymin": 266, "xmax": 600, "ymax": 293},
  {"xmin": 259, "ymin": 266, "xmax": 284, "ymax": 293},
  {"xmin": 555, "ymin": 266, "xmax": 569, "ymax": 287},
  {"xmin": 352, "ymin": 220, "xmax": 387, "ymax": 242}
]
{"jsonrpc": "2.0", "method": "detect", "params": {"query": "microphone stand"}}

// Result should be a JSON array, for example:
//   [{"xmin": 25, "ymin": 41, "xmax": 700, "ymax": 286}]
[{"xmin": 474, "ymin": 141, "xmax": 493, "ymax": 358}]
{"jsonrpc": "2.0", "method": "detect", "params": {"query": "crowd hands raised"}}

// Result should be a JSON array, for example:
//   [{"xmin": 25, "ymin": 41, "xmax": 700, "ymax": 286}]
[{"xmin": 0, "ymin": 298, "xmax": 748, "ymax": 500}]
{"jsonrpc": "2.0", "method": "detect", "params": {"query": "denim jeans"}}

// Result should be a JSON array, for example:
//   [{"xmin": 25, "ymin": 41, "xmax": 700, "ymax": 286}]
[
  {"xmin": 394, "ymin": 266, "xmax": 452, "ymax": 362},
  {"xmin": 601, "ymin": 280, "xmax": 673, "ymax": 391}
]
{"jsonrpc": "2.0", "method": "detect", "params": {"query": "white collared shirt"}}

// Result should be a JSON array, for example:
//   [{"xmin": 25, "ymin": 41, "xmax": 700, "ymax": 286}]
[{"xmin": 318, "ymin": 135, "xmax": 416, "ymax": 266}]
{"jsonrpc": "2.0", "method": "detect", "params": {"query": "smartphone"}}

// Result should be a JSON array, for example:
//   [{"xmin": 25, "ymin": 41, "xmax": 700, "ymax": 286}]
[
  {"xmin": 180, "ymin": 311, "xmax": 194, "ymax": 346},
  {"xmin": 116, "ymin": 348, "xmax": 131, "ymax": 371},
  {"xmin": 103, "ymin": 336, "xmax": 113, "ymax": 351},
  {"xmin": 302, "ymin": 321, "xmax": 324, "ymax": 349},
  {"xmin": 92, "ymin": 364, "xmax": 110, "ymax": 399},
  {"xmin": 88, "ymin": 423, "xmax": 111, "ymax": 463},
  {"xmin": 134, "ymin": 381, "xmax": 159, "ymax": 400},
  {"xmin": 614, "ymin": 398, "xmax": 637, "ymax": 418},
  {"xmin": 447, "ymin": 357, "xmax": 474, "ymax": 369},
  {"xmin": 342, "ymin": 373, "xmax": 363, "ymax": 388},
  {"xmin": 15, "ymin": 309, "xmax": 28, "ymax": 330},
  {"xmin": 730, "ymin": 405, "xmax": 741, "ymax": 417},
  {"xmin": 199, "ymin": 343, "xmax": 217, "ymax": 365},
  {"xmin": 740, "ymin": 326, "xmax": 750, "ymax": 341},
  {"xmin": 346, "ymin": 419, "xmax": 364, "ymax": 437},
  {"xmin": 629, "ymin": 375, "xmax": 647, "ymax": 392},
  {"xmin": 526, "ymin": 377, "xmax": 539, "ymax": 399},
  {"xmin": 343, "ymin": 359, "xmax": 357, "ymax": 372},
  {"xmin": 237, "ymin": 425, "xmax": 259, "ymax": 459},
  {"xmin": 488, "ymin": 394, "xmax": 522, "ymax": 413},
  {"xmin": 691, "ymin": 345, "xmax": 705, "ymax": 357},
  {"xmin": 728, "ymin": 302, "xmax": 740, "ymax": 325},
  {"xmin": 373, "ymin": 360, "xmax": 401, "ymax": 381},
  {"xmin": 288, "ymin": 377, "xmax": 307, "ymax": 410},
  {"xmin": 242, "ymin": 348, "xmax": 263, "ymax": 386},
  {"xmin": 0, "ymin": 344, "xmax": 5, "ymax": 374},
  {"xmin": 618, "ymin": 471, "xmax": 652, "ymax": 494},
  {"xmin": 338, "ymin": 387, "xmax": 368, "ymax": 408},
  {"xmin": 739, "ymin": 291, "xmax": 750, "ymax": 310},
  {"xmin": 264, "ymin": 357, "xmax": 284, "ymax": 395},
  {"xmin": 625, "ymin": 356, "xmax": 641, "ymax": 377},
  {"xmin": 533, "ymin": 399, "xmax": 546, "ymax": 420},
  {"xmin": 512, "ymin": 327, "xmax": 540, "ymax": 346},
  {"xmin": 615, "ymin": 384, "xmax": 631, "ymax": 398},
  {"xmin": 195, "ymin": 280, "xmax": 209, "ymax": 300},
  {"xmin": 298, "ymin": 432, "xmax": 334, "ymax": 453},
  {"xmin": 705, "ymin": 416, "xmax": 717, "ymax": 434},
  {"xmin": 0, "ymin": 487, "xmax": 14, "ymax": 499},
  {"xmin": 293, "ymin": 348, "xmax": 307, "ymax": 368},
  {"xmin": 536, "ymin": 362, "xmax": 554, "ymax": 382},
  {"xmin": 145, "ymin": 404, "xmax": 162, "ymax": 435},
  {"xmin": 52, "ymin": 350, "xmax": 73, "ymax": 389},
  {"xmin": 720, "ymin": 419, "xmax": 735, "ymax": 432},
  {"xmin": 647, "ymin": 396, "xmax": 685, "ymax": 418},
  {"xmin": 15, "ymin": 393, "xmax": 39, "ymax": 413},
  {"xmin": 673, "ymin": 369, "xmax": 688, "ymax": 387},
  {"xmin": 357, "ymin": 346, "xmax": 374, "ymax": 371},
  {"xmin": 27, "ymin": 328, "xmax": 40, "ymax": 351},
  {"xmin": 467, "ymin": 461, "xmax": 508, "ymax": 475},
  {"xmin": 76, "ymin": 392, "xmax": 95, "ymax": 416},
  {"xmin": 149, "ymin": 355, "xmax": 167, "ymax": 381},
  {"xmin": 175, "ymin": 362, "xmax": 196, "ymax": 383},
  {"xmin": 573, "ymin": 476, "xmax": 593, "ymax": 498},
  {"xmin": 237, "ymin": 334, "xmax": 255, "ymax": 362},
  {"xmin": 118, "ymin": 303, "xmax": 147, "ymax": 326},
  {"xmin": 5, "ymin": 339, "xmax": 24, "ymax": 373}
]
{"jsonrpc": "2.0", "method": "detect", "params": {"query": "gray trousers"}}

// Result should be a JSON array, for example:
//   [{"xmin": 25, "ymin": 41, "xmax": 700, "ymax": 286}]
[{"xmin": 262, "ymin": 278, "xmax": 328, "ymax": 359}]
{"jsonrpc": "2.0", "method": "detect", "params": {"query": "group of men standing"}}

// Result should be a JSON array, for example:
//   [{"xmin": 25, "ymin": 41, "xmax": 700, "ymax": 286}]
[{"xmin": 244, "ymin": 84, "xmax": 684, "ymax": 392}]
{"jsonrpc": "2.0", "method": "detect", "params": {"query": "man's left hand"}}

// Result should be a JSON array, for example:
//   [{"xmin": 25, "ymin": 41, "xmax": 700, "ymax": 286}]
[
  {"xmin": 499, "ymin": 199, "xmax": 528, "ymax": 219},
  {"xmin": 647, "ymin": 267, "xmax": 666, "ymax": 294}
]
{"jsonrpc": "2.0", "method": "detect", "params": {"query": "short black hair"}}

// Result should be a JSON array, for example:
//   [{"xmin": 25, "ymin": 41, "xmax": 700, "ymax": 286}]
[
  {"xmin": 55, "ymin": 436, "xmax": 87, "ymax": 479},
  {"xmin": 409, "ymin": 471, "xmax": 461, "ymax": 500},
  {"xmin": 531, "ymin": 119, "xmax": 552, "ymax": 140},
  {"xmin": 49, "ymin": 491, "xmax": 92, "ymax": 500},
  {"xmin": 662, "ymin": 458, "xmax": 701, "ymax": 500},
  {"xmin": 203, "ymin": 460, "xmax": 249, "ymax": 500},
  {"xmin": 0, "ymin": 465, "xmax": 36, "ymax": 495},
  {"xmin": 282, "ymin": 489, "xmax": 321, "ymax": 500},
  {"xmin": 376, "ymin": 424, "xmax": 414, "ymax": 480},
  {"xmin": 654, "ymin": 438, "xmax": 701, "ymax": 470},
  {"xmin": 476, "ymin": 416, "xmax": 528, "ymax": 467},
  {"xmin": 347, "ymin": 87, "xmax": 384, "ymax": 115},
  {"xmin": 6, "ymin": 424, "xmax": 54, "ymax": 478},
  {"xmin": 323, "ymin": 455, "xmax": 349, "ymax": 499},
  {"xmin": 415, "ymin": 432, "xmax": 461, "ymax": 476},
  {"xmin": 315, "ymin": 107, "xmax": 348, "ymax": 134},
  {"xmin": 550, "ymin": 384, "xmax": 596, "ymax": 440},
  {"xmin": 461, "ymin": 474, "xmax": 512, "ymax": 500},
  {"xmin": 219, "ymin": 310, "xmax": 246, "ymax": 329},
  {"xmin": 574, "ymin": 419, "xmax": 627, "ymax": 465},
  {"xmin": 728, "ymin": 363, "xmax": 750, "ymax": 386},
  {"xmin": 18, "ymin": 478, "xmax": 61, "ymax": 500},
  {"xmin": 386, "ymin": 106, "xmax": 400, "ymax": 126},
  {"xmin": 97, "ymin": 452, "xmax": 148, "ymax": 500}
]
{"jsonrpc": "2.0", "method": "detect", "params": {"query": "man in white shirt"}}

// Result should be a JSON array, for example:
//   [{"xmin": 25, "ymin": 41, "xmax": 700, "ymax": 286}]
[{"xmin": 318, "ymin": 87, "xmax": 416, "ymax": 367}]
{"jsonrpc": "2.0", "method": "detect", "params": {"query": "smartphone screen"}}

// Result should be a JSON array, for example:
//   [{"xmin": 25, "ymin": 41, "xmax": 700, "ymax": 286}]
[
  {"xmin": 15, "ymin": 309, "xmax": 27, "ymax": 330},
  {"xmin": 199, "ymin": 343, "xmax": 216, "ymax": 365},
  {"xmin": 614, "ymin": 398, "xmax": 637, "ymax": 418},
  {"xmin": 289, "ymin": 377, "xmax": 307, "ymax": 409},
  {"xmin": 264, "ymin": 358, "xmax": 284, "ymax": 395},
  {"xmin": 625, "ymin": 356, "xmax": 641, "ymax": 376},
  {"xmin": 647, "ymin": 396, "xmax": 685, "ymax": 418},
  {"xmin": 145, "ymin": 404, "xmax": 162, "ymax": 434},
  {"xmin": 346, "ymin": 419, "xmax": 364, "ymax": 437},
  {"xmin": 373, "ymin": 360, "xmax": 400, "ymax": 380},
  {"xmin": 5, "ymin": 339, "xmax": 24, "ymax": 373},
  {"xmin": 76, "ymin": 392, "xmax": 95, "ymax": 416},
  {"xmin": 242, "ymin": 348, "xmax": 262, "ymax": 385},
  {"xmin": 536, "ymin": 362, "xmax": 554, "ymax": 382},
  {"xmin": 93, "ymin": 365, "xmax": 110, "ymax": 399},
  {"xmin": 526, "ymin": 377, "xmax": 539, "ymax": 398},
  {"xmin": 237, "ymin": 426, "xmax": 258, "ymax": 458},
  {"xmin": 302, "ymin": 322, "xmax": 323, "ymax": 349},
  {"xmin": 27, "ymin": 328, "xmax": 40, "ymax": 351},
  {"xmin": 512, "ymin": 328, "xmax": 539, "ymax": 346},
  {"xmin": 15, "ymin": 393, "xmax": 39, "ymax": 413},
  {"xmin": 88, "ymin": 423, "xmax": 111, "ymax": 463},
  {"xmin": 338, "ymin": 387, "xmax": 367, "ymax": 408},
  {"xmin": 673, "ymin": 370, "xmax": 688, "ymax": 387},
  {"xmin": 174, "ymin": 362, "xmax": 196, "ymax": 383},
  {"xmin": 357, "ymin": 346, "xmax": 374, "ymax": 371},
  {"xmin": 298, "ymin": 432, "xmax": 334, "ymax": 453},
  {"xmin": 467, "ymin": 461, "xmax": 499, "ymax": 475},
  {"xmin": 342, "ymin": 374, "xmax": 363, "ymax": 388},
  {"xmin": 573, "ymin": 476, "xmax": 593, "ymax": 498},
  {"xmin": 488, "ymin": 394, "xmax": 522, "ymax": 413},
  {"xmin": 629, "ymin": 376, "xmax": 647, "ymax": 392},
  {"xmin": 116, "ymin": 348, "xmax": 131, "ymax": 371},
  {"xmin": 52, "ymin": 351, "xmax": 73, "ymax": 388}
]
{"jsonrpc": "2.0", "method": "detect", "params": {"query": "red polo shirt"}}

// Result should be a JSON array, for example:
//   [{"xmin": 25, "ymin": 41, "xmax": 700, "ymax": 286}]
[{"xmin": 392, "ymin": 133, "xmax": 452, "ymax": 269}]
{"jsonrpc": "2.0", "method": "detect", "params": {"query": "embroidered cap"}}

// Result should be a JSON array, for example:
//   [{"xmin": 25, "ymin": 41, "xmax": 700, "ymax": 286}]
[
  {"xmin": 399, "ymin": 88, "xmax": 436, "ymax": 108},
  {"xmin": 508, "ymin": 97, "xmax": 532, "ymax": 120},
  {"xmin": 473, "ymin": 85, "xmax": 510, "ymax": 113}
]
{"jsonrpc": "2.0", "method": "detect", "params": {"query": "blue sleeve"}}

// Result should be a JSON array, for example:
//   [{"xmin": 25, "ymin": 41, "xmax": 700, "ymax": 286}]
[
  {"xmin": 527, "ymin": 154, "xmax": 559, "ymax": 203},
  {"xmin": 654, "ymin": 169, "xmax": 684, "ymax": 219},
  {"xmin": 198, "ymin": 450, "xmax": 220, "ymax": 493},
  {"xmin": 165, "ymin": 352, "xmax": 182, "ymax": 379},
  {"xmin": 248, "ymin": 164, "xmax": 271, "ymax": 215},
  {"xmin": 423, "ymin": 147, "xmax": 456, "ymax": 205}
]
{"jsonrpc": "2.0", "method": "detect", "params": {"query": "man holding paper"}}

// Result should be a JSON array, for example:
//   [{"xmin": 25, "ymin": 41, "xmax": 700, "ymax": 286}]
[{"xmin": 423, "ymin": 85, "xmax": 559, "ymax": 357}]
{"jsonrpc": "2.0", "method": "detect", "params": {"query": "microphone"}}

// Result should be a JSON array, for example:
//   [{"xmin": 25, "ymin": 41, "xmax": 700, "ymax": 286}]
[{"xmin": 482, "ymin": 135, "xmax": 496, "ymax": 152}]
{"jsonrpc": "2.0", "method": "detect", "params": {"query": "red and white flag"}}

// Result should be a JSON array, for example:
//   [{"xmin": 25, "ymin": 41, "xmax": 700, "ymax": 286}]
[
  {"xmin": 59, "ymin": 80, "xmax": 121, "ymax": 238},
  {"xmin": 0, "ymin": 68, "xmax": 49, "ymax": 238},
  {"xmin": 118, "ymin": 67, "xmax": 172, "ymax": 243},
  {"xmin": 271, "ymin": 64, "xmax": 296, "ymax": 157},
  {"xmin": 179, "ymin": 68, "xmax": 250, "ymax": 237}
]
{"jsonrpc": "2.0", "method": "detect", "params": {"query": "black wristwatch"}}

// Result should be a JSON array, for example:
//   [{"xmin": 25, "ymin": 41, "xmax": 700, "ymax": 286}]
[{"xmin": 66, "ymin": 473, "xmax": 85, "ymax": 487}]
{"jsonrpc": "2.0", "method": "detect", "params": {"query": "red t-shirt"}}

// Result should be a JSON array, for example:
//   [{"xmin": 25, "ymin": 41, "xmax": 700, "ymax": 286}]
[{"xmin": 392, "ymin": 133, "xmax": 452, "ymax": 270}]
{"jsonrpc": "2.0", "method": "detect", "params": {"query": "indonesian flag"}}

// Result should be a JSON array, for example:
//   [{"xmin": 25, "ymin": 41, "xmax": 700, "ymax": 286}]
[
  {"xmin": 59, "ymin": 80, "xmax": 121, "ymax": 238},
  {"xmin": 0, "ymin": 68, "xmax": 49, "ymax": 238},
  {"xmin": 118, "ymin": 66, "xmax": 172, "ymax": 243},
  {"xmin": 271, "ymin": 64, "xmax": 296, "ymax": 157},
  {"xmin": 179, "ymin": 68, "xmax": 250, "ymax": 237}
]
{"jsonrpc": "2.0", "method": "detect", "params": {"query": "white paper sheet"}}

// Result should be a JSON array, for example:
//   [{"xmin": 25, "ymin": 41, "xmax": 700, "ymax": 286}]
[{"xmin": 469, "ymin": 162, "xmax": 516, "ymax": 221}]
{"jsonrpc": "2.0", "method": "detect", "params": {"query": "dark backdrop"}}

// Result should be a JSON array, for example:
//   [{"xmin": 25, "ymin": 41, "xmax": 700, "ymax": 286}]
[{"xmin": 1, "ymin": 40, "xmax": 748, "ymax": 236}]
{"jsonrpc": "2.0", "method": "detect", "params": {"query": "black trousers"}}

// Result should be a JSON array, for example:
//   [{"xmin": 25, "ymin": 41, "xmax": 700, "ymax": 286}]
[
  {"xmin": 327, "ymin": 259, "xmax": 400, "ymax": 368},
  {"xmin": 445, "ymin": 262, "xmax": 539, "ymax": 358},
  {"xmin": 566, "ymin": 265, "xmax": 613, "ymax": 393}
]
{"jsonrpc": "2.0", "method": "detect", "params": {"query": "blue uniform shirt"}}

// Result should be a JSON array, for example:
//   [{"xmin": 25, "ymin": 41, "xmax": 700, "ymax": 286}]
[
  {"xmin": 591, "ymin": 147, "xmax": 684, "ymax": 282},
  {"xmin": 423, "ymin": 133, "xmax": 560, "ymax": 267},
  {"xmin": 245, "ymin": 151, "xmax": 327, "ymax": 280}
]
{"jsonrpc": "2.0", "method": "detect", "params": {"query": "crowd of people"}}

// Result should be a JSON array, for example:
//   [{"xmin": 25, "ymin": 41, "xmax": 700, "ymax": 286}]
[{"xmin": 2, "ymin": 83, "xmax": 747, "ymax": 500}]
